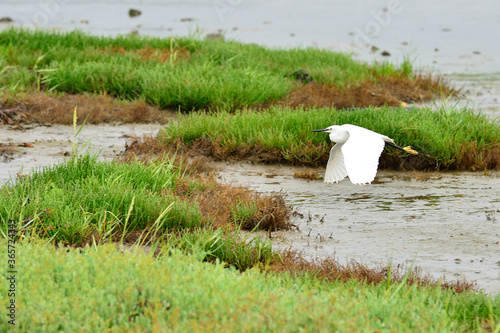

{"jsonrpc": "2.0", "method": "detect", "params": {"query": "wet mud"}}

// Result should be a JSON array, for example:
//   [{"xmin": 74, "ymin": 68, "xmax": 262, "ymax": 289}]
[{"xmin": 215, "ymin": 162, "xmax": 500, "ymax": 295}]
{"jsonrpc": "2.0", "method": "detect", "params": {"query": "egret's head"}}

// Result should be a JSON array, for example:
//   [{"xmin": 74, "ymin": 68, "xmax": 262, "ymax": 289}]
[
  {"xmin": 312, "ymin": 125, "xmax": 339, "ymax": 133},
  {"xmin": 312, "ymin": 125, "xmax": 348, "ymax": 143}
]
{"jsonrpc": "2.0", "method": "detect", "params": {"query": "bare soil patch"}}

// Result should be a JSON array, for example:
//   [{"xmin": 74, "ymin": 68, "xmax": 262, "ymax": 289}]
[
  {"xmin": 272, "ymin": 75, "xmax": 454, "ymax": 109},
  {"xmin": 101, "ymin": 45, "xmax": 191, "ymax": 64},
  {"xmin": 293, "ymin": 168, "xmax": 319, "ymax": 180},
  {"xmin": 1, "ymin": 104, "xmax": 32, "ymax": 125},
  {"xmin": 1, "ymin": 93, "xmax": 172, "ymax": 125},
  {"xmin": 0, "ymin": 142, "xmax": 16, "ymax": 156}
]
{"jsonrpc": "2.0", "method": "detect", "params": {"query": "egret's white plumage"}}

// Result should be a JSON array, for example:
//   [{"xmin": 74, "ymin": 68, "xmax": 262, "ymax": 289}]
[{"xmin": 313, "ymin": 124, "xmax": 418, "ymax": 185}]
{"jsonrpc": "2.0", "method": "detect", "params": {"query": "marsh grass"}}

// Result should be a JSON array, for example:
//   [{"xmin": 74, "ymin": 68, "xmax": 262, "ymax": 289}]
[
  {"xmin": 0, "ymin": 146, "xmax": 481, "ymax": 294},
  {"xmin": 271, "ymin": 249, "xmax": 476, "ymax": 294},
  {"xmin": 165, "ymin": 227, "xmax": 276, "ymax": 271},
  {"xmin": 158, "ymin": 105, "xmax": 500, "ymax": 170},
  {"xmin": 0, "ymin": 241, "xmax": 498, "ymax": 332},
  {"xmin": 1, "ymin": 28, "xmax": 499, "ymax": 332},
  {"xmin": 0, "ymin": 28, "xmax": 436, "ymax": 111},
  {"xmin": 173, "ymin": 173, "xmax": 294, "ymax": 231}
]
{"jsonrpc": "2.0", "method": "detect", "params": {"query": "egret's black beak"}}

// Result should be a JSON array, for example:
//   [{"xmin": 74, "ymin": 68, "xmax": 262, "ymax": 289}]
[{"xmin": 312, "ymin": 128, "xmax": 328, "ymax": 132}]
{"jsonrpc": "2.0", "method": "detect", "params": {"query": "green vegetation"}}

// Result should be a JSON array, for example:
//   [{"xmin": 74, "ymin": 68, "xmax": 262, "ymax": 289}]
[
  {"xmin": 0, "ymin": 242, "xmax": 498, "ymax": 332},
  {"xmin": 1, "ymin": 145, "xmax": 497, "ymax": 331},
  {"xmin": 0, "ymin": 155, "xmax": 500, "ymax": 332},
  {"xmin": 1, "ymin": 154, "xmax": 197, "ymax": 244},
  {"xmin": 162, "ymin": 105, "xmax": 500, "ymax": 169},
  {"xmin": 1, "ymin": 152, "xmax": 497, "ymax": 331},
  {"xmin": 0, "ymin": 154, "xmax": 279, "ymax": 271},
  {"xmin": 0, "ymin": 28, "xmax": 412, "ymax": 110},
  {"xmin": 1, "ymin": 28, "xmax": 499, "ymax": 332}
]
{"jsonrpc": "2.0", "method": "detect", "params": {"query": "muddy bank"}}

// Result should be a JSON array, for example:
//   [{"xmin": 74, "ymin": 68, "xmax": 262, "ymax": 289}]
[
  {"xmin": 215, "ymin": 162, "xmax": 500, "ymax": 295},
  {"xmin": 1, "ymin": 93, "xmax": 172, "ymax": 125},
  {"xmin": 443, "ymin": 73, "xmax": 500, "ymax": 121}
]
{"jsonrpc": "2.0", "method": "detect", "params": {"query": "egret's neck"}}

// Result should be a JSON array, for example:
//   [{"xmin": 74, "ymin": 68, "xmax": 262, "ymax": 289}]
[{"xmin": 329, "ymin": 127, "xmax": 349, "ymax": 143}]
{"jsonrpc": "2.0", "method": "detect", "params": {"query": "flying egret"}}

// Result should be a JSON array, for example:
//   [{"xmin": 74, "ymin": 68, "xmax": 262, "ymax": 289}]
[{"xmin": 313, "ymin": 124, "xmax": 418, "ymax": 185}]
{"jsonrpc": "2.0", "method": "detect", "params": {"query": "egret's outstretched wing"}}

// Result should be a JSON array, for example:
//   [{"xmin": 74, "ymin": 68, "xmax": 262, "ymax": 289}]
[
  {"xmin": 341, "ymin": 125, "xmax": 385, "ymax": 185},
  {"xmin": 324, "ymin": 143, "xmax": 348, "ymax": 183}
]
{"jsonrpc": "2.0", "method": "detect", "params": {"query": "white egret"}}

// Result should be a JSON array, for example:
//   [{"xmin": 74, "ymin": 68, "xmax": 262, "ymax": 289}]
[{"xmin": 313, "ymin": 124, "xmax": 418, "ymax": 185}]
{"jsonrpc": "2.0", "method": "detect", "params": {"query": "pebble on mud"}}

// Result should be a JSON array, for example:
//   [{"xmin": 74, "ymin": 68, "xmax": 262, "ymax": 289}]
[
  {"xmin": 129, "ymin": 9, "xmax": 142, "ymax": 17},
  {"xmin": 206, "ymin": 33, "xmax": 223, "ymax": 41},
  {"xmin": 206, "ymin": 30, "xmax": 224, "ymax": 41}
]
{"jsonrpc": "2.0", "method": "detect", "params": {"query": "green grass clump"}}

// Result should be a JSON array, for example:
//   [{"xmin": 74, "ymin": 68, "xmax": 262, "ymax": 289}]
[
  {"xmin": 0, "ymin": 242, "xmax": 497, "ymax": 332},
  {"xmin": 0, "ymin": 28, "xmax": 413, "ymax": 110},
  {"xmin": 162, "ymin": 105, "xmax": 500, "ymax": 169},
  {"xmin": 0, "ymin": 154, "xmax": 201, "ymax": 244}
]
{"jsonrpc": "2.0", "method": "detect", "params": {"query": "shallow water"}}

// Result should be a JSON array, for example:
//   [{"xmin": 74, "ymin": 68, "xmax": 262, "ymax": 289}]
[{"xmin": 215, "ymin": 162, "xmax": 500, "ymax": 295}]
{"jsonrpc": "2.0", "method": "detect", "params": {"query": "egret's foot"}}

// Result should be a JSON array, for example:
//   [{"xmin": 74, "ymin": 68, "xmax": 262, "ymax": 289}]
[{"xmin": 403, "ymin": 146, "xmax": 418, "ymax": 155}]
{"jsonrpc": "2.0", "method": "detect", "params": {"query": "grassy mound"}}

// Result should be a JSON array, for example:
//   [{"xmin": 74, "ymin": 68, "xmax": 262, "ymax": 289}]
[
  {"xmin": 135, "ymin": 106, "xmax": 500, "ymax": 170},
  {"xmin": 1, "ymin": 28, "xmax": 446, "ymax": 111}
]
